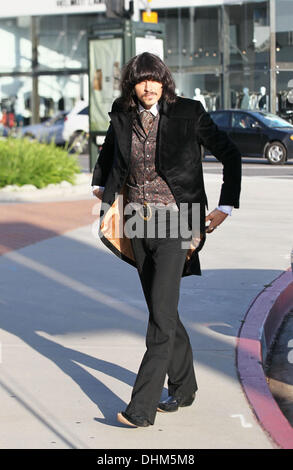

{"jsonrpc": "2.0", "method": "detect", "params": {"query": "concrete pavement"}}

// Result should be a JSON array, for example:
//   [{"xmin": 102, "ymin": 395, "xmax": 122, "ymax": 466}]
[{"xmin": 0, "ymin": 166, "xmax": 292, "ymax": 449}]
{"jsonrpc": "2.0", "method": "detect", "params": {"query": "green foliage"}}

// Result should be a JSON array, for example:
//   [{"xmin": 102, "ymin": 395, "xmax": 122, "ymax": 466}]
[{"xmin": 0, "ymin": 137, "xmax": 81, "ymax": 189}]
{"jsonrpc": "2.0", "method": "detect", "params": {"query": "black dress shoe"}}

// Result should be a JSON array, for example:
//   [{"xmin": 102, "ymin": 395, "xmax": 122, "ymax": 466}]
[
  {"xmin": 117, "ymin": 411, "xmax": 151, "ymax": 427},
  {"xmin": 157, "ymin": 393, "xmax": 196, "ymax": 412}
]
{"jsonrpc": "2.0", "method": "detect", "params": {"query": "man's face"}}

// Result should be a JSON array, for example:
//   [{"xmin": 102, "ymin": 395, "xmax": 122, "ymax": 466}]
[{"xmin": 134, "ymin": 80, "xmax": 163, "ymax": 109}]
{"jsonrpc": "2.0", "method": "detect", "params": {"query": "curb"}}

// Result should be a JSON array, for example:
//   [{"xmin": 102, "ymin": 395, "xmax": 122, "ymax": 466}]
[
  {"xmin": 0, "ymin": 173, "xmax": 93, "ymax": 202},
  {"xmin": 237, "ymin": 268, "xmax": 293, "ymax": 449}
]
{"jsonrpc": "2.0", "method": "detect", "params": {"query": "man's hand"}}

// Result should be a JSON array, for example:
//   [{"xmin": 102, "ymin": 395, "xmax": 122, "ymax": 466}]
[
  {"xmin": 205, "ymin": 209, "xmax": 228, "ymax": 233},
  {"xmin": 93, "ymin": 188, "xmax": 104, "ymax": 200}
]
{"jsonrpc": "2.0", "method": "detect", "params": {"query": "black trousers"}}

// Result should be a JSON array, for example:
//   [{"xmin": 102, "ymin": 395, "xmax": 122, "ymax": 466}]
[{"xmin": 124, "ymin": 209, "xmax": 198, "ymax": 424}]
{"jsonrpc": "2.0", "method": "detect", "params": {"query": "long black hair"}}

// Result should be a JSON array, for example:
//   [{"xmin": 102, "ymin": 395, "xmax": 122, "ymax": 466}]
[{"xmin": 120, "ymin": 52, "xmax": 177, "ymax": 111}]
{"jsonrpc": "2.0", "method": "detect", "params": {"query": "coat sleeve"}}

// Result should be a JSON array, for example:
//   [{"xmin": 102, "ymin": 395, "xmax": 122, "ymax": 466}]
[
  {"xmin": 195, "ymin": 103, "xmax": 242, "ymax": 208},
  {"xmin": 91, "ymin": 122, "xmax": 115, "ymax": 187}
]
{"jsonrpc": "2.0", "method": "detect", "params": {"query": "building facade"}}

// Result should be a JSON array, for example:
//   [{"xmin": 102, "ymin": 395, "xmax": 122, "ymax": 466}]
[
  {"xmin": 158, "ymin": 0, "xmax": 293, "ymax": 120},
  {"xmin": 0, "ymin": 0, "xmax": 292, "ymax": 125}
]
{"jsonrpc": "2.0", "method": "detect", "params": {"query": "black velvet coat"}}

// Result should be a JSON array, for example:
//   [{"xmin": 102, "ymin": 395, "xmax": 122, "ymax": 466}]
[{"xmin": 91, "ymin": 96, "xmax": 242, "ymax": 276}]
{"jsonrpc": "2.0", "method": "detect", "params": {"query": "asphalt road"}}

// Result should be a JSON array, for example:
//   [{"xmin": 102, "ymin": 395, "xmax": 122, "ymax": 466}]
[
  {"xmin": 78, "ymin": 153, "xmax": 293, "ymax": 178},
  {"xmin": 203, "ymin": 156, "xmax": 293, "ymax": 178}
]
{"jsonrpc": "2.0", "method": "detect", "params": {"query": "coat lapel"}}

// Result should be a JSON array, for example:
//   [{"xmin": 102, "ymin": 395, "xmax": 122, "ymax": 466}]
[
  {"xmin": 156, "ymin": 100, "xmax": 171, "ymax": 170},
  {"xmin": 108, "ymin": 100, "xmax": 172, "ymax": 167},
  {"xmin": 108, "ymin": 111, "xmax": 133, "ymax": 166},
  {"xmin": 157, "ymin": 112, "xmax": 169, "ymax": 169}
]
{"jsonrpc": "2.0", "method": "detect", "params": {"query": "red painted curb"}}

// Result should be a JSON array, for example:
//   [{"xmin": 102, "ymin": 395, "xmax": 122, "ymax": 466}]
[{"xmin": 237, "ymin": 268, "xmax": 293, "ymax": 449}]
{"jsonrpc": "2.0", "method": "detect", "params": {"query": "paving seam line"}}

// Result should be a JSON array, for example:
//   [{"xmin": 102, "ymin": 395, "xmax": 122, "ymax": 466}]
[{"xmin": 236, "ymin": 267, "xmax": 293, "ymax": 449}]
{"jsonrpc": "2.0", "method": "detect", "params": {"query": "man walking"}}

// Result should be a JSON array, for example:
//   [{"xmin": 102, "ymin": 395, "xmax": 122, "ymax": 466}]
[{"xmin": 92, "ymin": 52, "xmax": 241, "ymax": 428}]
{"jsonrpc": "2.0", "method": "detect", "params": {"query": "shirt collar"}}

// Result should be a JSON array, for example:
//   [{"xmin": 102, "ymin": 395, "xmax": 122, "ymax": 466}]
[{"xmin": 138, "ymin": 102, "xmax": 160, "ymax": 117}]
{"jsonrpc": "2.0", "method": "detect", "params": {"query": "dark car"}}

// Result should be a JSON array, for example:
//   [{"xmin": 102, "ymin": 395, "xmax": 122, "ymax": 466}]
[
  {"xmin": 208, "ymin": 109, "xmax": 293, "ymax": 164},
  {"xmin": 20, "ymin": 111, "xmax": 68, "ymax": 146}
]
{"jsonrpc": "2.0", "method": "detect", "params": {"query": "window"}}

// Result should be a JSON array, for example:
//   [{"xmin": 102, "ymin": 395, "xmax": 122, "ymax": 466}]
[
  {"xmin": 78, "ymin": 106, "xmax": 89, "ymax": 115},
  {"xmin": 232, "ymin": 112, "xmax": 260, "ymax": 129},
  {"xmin": 211, "ymin": 111, "xmax": 230, "ymax": 127},
  {"xmin": 0, "ymin": 17, "xmax": 32, "ymax": 73},
  {"xmin": 256, "ymin": 112, "xmax": 293, "ymax": 128}
]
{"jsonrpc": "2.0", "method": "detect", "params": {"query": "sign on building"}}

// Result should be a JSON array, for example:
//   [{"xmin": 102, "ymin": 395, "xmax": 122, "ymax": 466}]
[{"xmin": 0, "ymin": 0, "xmax": 106, "ymax": 17}]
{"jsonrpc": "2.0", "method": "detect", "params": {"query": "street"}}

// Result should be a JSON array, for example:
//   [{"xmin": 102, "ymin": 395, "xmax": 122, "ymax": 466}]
[
  {"xmin": 203, "ymin": 157, "xmax": 293, "ymax": 177},
  {"xmin": 79, "ymin": 152, "xmax": 293, "ymax": 178},
  {"xmin": 0, "ymin": 160, "xmax": 292, "ymax": 448}
]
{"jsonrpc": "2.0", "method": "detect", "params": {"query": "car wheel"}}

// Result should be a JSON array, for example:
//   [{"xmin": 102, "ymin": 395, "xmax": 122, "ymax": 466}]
[
  {"xmin": 68, "ymin": 131, "xmax": 88, "ymax": 154},
  {"xmin": 265, "ymin": 141, "xmax": 287, "ymax": 164}
]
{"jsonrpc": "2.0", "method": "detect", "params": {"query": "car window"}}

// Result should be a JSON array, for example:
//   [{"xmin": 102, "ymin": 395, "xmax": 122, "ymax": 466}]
[
  {"xmin": 232, "ymin": 113, "xmax": 260, "ymax": 129},
  {"xmin": 211, "ymin": 112, "xmax": 230, "ymax": 127},
  {"xmin": 78, "ymin": 106, "xmax": 89, "ymax": 115},
  {"xmin": 255, "ymin": 112, "xmax": 293, "ymax": 128}
]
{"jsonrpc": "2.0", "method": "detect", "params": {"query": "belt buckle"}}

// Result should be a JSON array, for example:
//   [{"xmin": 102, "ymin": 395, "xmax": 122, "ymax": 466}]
[{"xmin": 138, "ymin": 201, "xmax": 152, "ymax": 221}]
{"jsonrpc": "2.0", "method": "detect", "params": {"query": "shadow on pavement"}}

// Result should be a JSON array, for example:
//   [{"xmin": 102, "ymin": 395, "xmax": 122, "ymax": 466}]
[{"xmin": 0, "ymin": 220, "xmax": 285, "ymax": 429}]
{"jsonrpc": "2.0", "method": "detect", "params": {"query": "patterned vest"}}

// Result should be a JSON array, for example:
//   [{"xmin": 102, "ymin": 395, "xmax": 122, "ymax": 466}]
[{"xmin": 126, "ymin": 110, "xmax": 176, "ymax": 205}]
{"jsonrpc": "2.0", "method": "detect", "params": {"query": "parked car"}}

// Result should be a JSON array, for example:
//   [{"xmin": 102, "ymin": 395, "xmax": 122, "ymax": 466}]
[
  {"xmin": 208, "ymin": 109, "xmax": 293, "ymax": 164},
  {"xmin": 62, "ymin": 100, "xmax": 89, "ymax": 153},
  {"xmin": 20, "ymin": 111, "xmax": 68, "ymax": 145}
]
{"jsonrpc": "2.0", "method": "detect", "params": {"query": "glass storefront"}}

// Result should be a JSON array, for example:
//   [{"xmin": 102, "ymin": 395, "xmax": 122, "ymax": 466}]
[
  {"xmin": 226, "ymin": 1, "xmax": 271, "ymax": 110},
  {"xmin": 277, "ymin": 71, "xmax": 293, "ymax": 120},
  {"xmin": 159, "ymin": 1, "xmax": 271, "ymax": 111},
  {"xmin": 276, "ymin": 0, "xmax": 293, "ymax": 122},
  {"xmin": 0, "ymin": 13, "xmax": 100, "ymax": 127},
  {"xmin": 0, "ymin": 1, "xmax": 293, "ymax": 127},
  {"xmin": 0, "ymin": 17, "xmax": 32, "ymax": 127},
  {"xmin": 159, "ymin": 6, "xmax": 222, "ymax": 111},
  {"xmin": 38, "ymin": 14, "xmax": 97, "ymax": 71},
  {"xmin": 38, "ymin": 74, "xmax": 88, "ymax": 118},
  {"xmin": 0, "ymin": 16, "xmax": 32, "ymax": 74},
  {"xmin": 0, "ymin": 76, "xmax": 32, "ymax": 127}
]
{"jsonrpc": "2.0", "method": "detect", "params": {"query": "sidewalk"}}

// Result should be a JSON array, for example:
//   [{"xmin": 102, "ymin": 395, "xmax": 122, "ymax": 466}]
[{"xmin": 0, "ymin": 171, "xmax": 292, "ymax": 449}]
